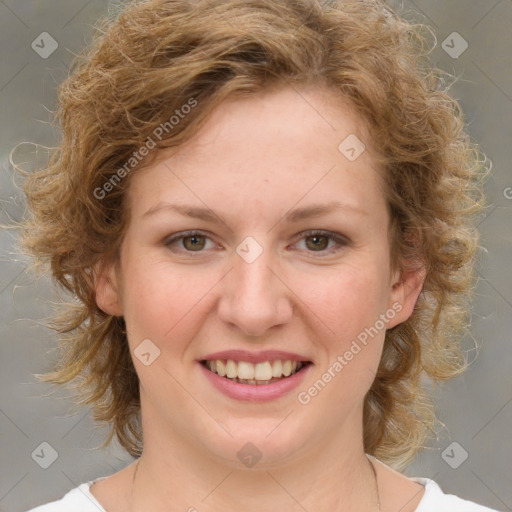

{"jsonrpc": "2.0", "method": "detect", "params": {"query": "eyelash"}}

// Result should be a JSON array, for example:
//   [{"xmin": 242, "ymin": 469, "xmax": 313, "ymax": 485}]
[{"xmin": 163, "ymin": 229, "xmax": 349, "ymax": 257}]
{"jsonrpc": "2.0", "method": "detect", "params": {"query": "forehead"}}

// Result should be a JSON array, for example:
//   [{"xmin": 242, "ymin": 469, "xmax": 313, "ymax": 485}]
[
  {"xmin": 167, "ymin": 85, "xmax": 371, "ymax": 162},
  {"xmin": 126, "ymin": 85, "xmax": 385, "ymax": 219}
]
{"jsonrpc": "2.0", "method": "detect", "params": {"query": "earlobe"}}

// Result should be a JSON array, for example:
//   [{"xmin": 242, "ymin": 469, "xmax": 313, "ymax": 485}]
[
  {"xmin": 386, "ymin": 265, "xmax": 426, "ymax": 329},
  {"xmin": 93, "ymin": 260, "xmax": 124, "ymax": 316}
]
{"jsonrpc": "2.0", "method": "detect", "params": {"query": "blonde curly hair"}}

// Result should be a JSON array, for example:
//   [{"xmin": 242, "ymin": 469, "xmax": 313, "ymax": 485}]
[{"xmin": 13, "ymin": 0, "xmax": 488, "ymax": 469}]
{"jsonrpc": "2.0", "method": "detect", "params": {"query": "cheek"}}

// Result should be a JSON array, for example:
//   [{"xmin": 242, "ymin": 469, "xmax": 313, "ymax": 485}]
[
  {"xmin": 296, "ymin": 268, "xmax": 389, "ymax": 413},
  {"xmin": 294, "ymin": 263, "xmax": 391, "ymax": 399},
  {"xmin": 120, "ymin": 258, "xmax": 221, "ymax": 354},
  {"xmin": 119, "ymin": 241, "xmax": 393, "ymax": 361},
  {"xmin": 292, "ymin": 263, "xmax": 391, "ymax": 343}
]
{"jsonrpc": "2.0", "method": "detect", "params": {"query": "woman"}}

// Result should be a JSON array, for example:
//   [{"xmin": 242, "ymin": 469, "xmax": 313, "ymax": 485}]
[{"xmin": 18, "ymin": 0, "xmax": 497, "ymax": 510}]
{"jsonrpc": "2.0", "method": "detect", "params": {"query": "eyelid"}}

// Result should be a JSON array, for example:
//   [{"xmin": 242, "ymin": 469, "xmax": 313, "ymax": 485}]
[
  {"xmin": 294, "ymin": 229, "xmax": 349, "ymax": 243},
  {"xmin": 164, "ymin": 229, "xmax": 350, "ymax": 256},
  {"xmin": 164, "ymin": 230, "xmax": 219, "ymax": 251},
  {"xmin": 290, "ymin": 229, "xmax": 350, "ymax": 255}
]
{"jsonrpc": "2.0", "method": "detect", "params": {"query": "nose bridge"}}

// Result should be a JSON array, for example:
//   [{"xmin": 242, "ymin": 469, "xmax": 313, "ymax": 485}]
[{"xmin": 217, "ymin": 238, "xmax": 292, "ymax": 337}]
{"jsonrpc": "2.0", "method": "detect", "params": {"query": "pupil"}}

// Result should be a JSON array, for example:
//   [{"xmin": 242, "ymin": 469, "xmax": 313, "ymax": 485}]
[
  {"xmin": 185, "ymin": 235, "xmax": 204, "ymax": 250},
  {"xmin": 308, "ymin": 235, "xmax": 327, "ymax": 250}
]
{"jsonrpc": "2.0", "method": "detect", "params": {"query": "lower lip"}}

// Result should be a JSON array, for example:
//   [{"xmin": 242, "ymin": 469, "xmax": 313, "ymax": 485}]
[{"xmin": 198, "ymin": 362, "xmax": 312, "ymax": 402}]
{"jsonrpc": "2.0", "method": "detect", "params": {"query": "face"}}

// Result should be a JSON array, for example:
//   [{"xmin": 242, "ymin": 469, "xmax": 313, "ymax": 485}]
[{"xmin": 96, "ymin": 85, "xmax": 423, "ymax": 469}]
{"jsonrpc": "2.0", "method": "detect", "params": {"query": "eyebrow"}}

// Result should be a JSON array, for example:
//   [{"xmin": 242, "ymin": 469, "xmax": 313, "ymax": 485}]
[{"xmin": 143, "ymin": 201, "xmax": 368, "ymax": 225}]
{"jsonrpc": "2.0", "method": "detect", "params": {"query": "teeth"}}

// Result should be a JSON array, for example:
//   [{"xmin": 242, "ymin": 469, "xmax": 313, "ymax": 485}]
[
  {"xmin": 225, "ymin": 359, "xmax": 237, "ymax": 379},
  {"xmin": 204, "ymin": 359, "xmax": 305, "ymax": 381},
  {"xmin": 216, "ymin": 360, "xmax": 226, "ymax": 377},
  {"xmin": 272, "ymin": 360, "xmax": 282, "ymax": 377},
  {"xmin": 255, "ymin": 362, "xmax": 272, "ymax": 380},
  {"xmin": 237, "ymin": 361, "xmax": 255, "ymax": 380}
]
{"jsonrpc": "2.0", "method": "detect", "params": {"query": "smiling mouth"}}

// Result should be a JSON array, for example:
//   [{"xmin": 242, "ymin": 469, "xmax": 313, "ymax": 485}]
[{"xmin": 201, "ymin": 359, "xmax": 311, "ymax": 385}]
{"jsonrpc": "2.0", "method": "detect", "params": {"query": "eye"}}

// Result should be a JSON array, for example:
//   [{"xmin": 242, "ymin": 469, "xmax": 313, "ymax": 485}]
[
  {"xmin": 293, "ymin": 230, "xmax": 349, "ymax": 255},
  {"xmin": 164, "ymin": 229, "xmax": 349, "ymax": 256},
  {"xmin": 164, "ymin": 230, "xmax": 217, "ymax": 253}
]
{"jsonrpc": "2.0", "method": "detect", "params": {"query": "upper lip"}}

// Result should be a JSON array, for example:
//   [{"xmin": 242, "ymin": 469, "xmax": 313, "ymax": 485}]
[{"xmin": 200, "ymin": 350, "xmax": 311, "ymax": 364}]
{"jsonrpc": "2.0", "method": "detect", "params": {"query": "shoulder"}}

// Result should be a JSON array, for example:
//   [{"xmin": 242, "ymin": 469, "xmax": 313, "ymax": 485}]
[
  {"xmin": 412, "ymin": 477, "xmax": 503, "ymax": 512},
  {"xmin": 24, "ymin": 481, "xmax": 106, "ymax": 512},
  {"xmin": 370, "ymin": 455, "xmax": 502, "ymax": 512}
]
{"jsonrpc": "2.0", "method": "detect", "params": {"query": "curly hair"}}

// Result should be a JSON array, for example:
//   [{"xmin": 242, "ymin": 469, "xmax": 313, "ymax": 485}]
[{"xmin": 13, "ymin": 0, "xmax": 488, "ymax": 470}]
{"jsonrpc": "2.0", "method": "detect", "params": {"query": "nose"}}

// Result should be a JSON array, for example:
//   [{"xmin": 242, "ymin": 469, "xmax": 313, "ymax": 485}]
[{"xmin": 216, "ymin": 244, "xmax": 293, "ymax": 338}]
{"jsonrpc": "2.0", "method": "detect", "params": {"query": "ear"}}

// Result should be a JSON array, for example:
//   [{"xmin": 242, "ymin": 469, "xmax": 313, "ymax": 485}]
[
  {"xmin": 386, "ymin": 262, "xmax": 426, "ymax": 329},
  {"xmin": 92, "ymin": 259, "xmax": 124, "ymax": 316}
]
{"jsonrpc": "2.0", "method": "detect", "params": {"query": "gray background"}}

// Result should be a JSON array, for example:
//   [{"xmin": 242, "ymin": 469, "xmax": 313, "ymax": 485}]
[{"xmin": 0, "ymin": 1, "xmax": 511, "ymax": 511}]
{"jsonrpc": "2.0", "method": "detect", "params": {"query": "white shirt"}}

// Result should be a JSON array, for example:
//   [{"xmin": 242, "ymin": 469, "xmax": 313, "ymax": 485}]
[{"xmin": 25, "ymin": 476, "xmax": 502, "ymax": 512}]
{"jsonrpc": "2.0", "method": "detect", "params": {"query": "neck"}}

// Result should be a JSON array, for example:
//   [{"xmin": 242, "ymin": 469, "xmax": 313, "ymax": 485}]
[{"xmin": 131, "ymin": 406, "xmax": 380, "ymax": 511}]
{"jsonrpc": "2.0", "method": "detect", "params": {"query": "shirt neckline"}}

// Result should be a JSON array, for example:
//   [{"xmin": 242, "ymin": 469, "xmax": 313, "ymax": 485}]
[
  {"xmin": 79, "ymin": 477, "xmax": 108, "ymax": 511},
  {"xmin": 79, "ymin": 475, "xmax": 436, "ymax": 512}
]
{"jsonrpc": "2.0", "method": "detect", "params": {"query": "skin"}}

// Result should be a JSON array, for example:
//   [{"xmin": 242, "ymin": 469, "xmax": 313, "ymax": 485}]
[{"xmin": 92, "ymin": 84, "xmax": 426, "ymax": 512}]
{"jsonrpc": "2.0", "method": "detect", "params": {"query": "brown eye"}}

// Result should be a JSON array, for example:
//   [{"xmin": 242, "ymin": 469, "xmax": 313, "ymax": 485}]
[
  {"xmin": 182, "ymin": 234, "xmax": 206, "ymax": 251},
  {"xmin": 305, "ymin": 234, "xmax": 329, "ymax": 251},
  {"xmin": 294, "ymin": 230, "xmax": 349, "ymax": 256},
  {"xmin": 164, "ymin": 231, "xmax": 215, "ymax": 253}
]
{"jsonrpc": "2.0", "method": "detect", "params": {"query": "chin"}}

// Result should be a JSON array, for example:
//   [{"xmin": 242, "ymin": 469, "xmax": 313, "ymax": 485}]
[{"xmin": 197, "ymin": 416, "xmax": 313, "ymax": 469}]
